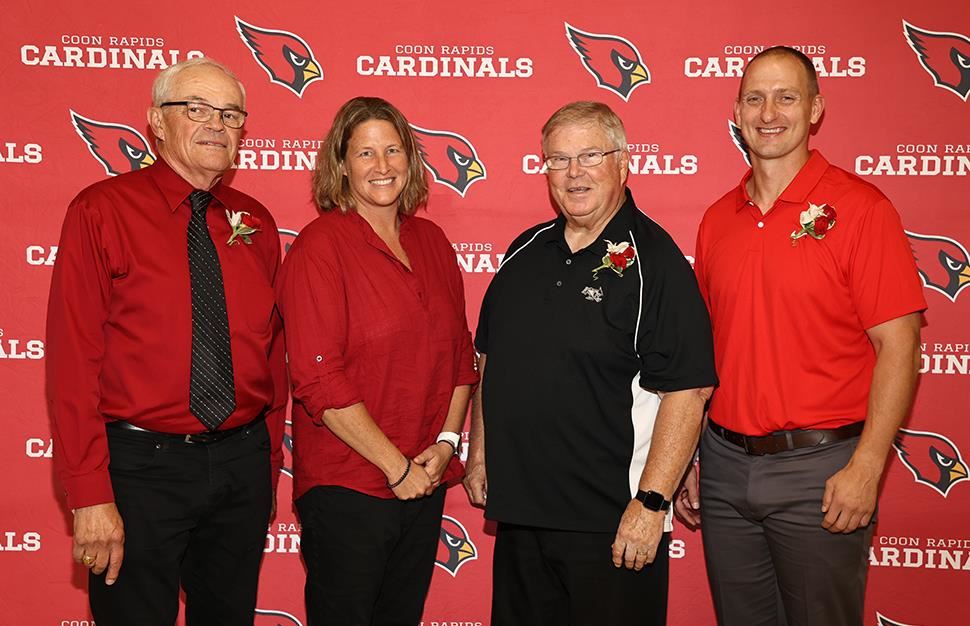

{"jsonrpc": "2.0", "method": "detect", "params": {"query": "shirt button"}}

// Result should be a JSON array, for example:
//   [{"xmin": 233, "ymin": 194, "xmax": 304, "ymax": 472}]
[
  {"xmin": 757, "ymin": 221, "xmax": 764, "ymax": 229},
  {"xmin": 315, "ymin": 355, "xmax": 323, "ymax": 362},
  {"xmin": 565, "ymin": 259, "xmax": 572, "ymax": 265},
  {"xmin": 556, "ymin": 280, "xmax": 563, "ymax": 287}
]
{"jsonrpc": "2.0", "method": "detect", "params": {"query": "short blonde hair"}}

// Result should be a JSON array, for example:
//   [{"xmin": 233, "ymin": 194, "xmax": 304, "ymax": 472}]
[
  {"xmin": 313, "ymin": 97, "xmax": 428, "ymax": 215},
  {"xmin": 541, "ymin": 101, "xmax": 626, "ymax": 153},
  {"xmin": 743, "ymin": 46, "xmax": 820, "ymax": 97}
]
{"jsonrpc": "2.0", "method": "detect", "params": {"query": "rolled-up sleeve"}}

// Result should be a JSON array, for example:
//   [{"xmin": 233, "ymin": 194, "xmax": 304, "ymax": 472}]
[
  {"xmin": 46, "ymin": 194, "xmax": 115, "ymax": 510},
  {"xmin": 455, "ymin": 326, "xmax": 479, "ymax": 387},
  {"xmin": 276, "ymin": 231, "xmax": 363, "ymax": 423}
]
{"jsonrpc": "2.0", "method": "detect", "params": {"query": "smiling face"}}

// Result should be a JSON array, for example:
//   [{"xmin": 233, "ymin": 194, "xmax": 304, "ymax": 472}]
[
  {"xmin": 734, "ymin": 53, "xmax": 824, "ymax": 166},
  {"xmin": 341, "ymin": 119, "xmax": 408, "ymax": 215},
  {"xmin": 544, "ymin": 121, "xmax": 628, "ymax": 224},
  {"xmin": 148, "ymin": 64, "xmax": 245, "ymax": 189}
]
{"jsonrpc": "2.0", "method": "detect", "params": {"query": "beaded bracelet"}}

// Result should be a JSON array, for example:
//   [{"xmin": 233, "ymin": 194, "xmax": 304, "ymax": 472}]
[{"xmin": 387, "ymin": 457, "xmax": 412, "ymax": 489}]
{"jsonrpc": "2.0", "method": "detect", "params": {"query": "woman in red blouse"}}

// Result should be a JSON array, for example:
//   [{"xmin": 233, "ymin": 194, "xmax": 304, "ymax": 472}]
[{"xmin": 276, "ymin": 97, "xmax": 478, "ymax": 625}]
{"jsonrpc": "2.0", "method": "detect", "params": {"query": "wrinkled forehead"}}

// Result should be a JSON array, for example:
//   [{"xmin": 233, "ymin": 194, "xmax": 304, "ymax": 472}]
[{"xmin": 171, "ymin": 66, "xmax": 245, "ymax": 108}]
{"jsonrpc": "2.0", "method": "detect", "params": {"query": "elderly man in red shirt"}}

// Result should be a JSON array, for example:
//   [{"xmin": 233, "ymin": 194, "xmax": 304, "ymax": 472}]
[
  {"xmin": 677, "ymin": 46, "xmax": 925, "ymax": 625},
  {"xmin": 46, "ymin": 58, "xmax": 286, "ymax": 625}
]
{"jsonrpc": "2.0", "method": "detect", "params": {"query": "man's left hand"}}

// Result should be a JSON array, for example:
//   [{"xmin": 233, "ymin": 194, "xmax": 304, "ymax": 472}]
[
  {"xmin": 413, "ymin": 442, "xmax": 453, "ymax": 487},
  {"xmin": 821, "ymin": 458, "xmax": 881, "ymax": 533},
  {"xmin": 611, "ymin": 500, "xmax": 665, "ymax": 570}
]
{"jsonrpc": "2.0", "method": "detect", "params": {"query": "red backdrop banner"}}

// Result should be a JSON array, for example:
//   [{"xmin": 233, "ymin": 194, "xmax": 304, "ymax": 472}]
[{"xmin": 1, "ymin": 1, "xmax": 967, "ymax": 625}]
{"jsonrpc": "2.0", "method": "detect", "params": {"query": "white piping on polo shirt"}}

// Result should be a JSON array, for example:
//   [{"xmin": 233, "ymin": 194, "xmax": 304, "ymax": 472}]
[
  {"xmin": 630, "ymin": 227, "xmax": 644, "ymax": 352},
  {"xmin": 498, "ymin": 223, "xmax": 557, "ymax": 271},
  {"xmin": 625, "ymin": 227, "xmax": 673, "ymax": 532}
]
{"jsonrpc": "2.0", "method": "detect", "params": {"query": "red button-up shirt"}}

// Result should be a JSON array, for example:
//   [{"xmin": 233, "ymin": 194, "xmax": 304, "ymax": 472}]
[
  {"xmin": 46, "ymin": 158, "xmax": 288, "ymax": 510},
  {"xmin": 695, "ymin": 151, "xmax": 926, "ymax": 435},
  {"xmin": 276, "ymin": 209, "xmax": 478, "ymax": 500}
]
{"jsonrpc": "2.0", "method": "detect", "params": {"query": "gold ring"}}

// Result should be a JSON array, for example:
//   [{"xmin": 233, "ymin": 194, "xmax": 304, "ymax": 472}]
[{"xmin": 82, "ymin": 555, "xmax": 96, "ymax": 566}]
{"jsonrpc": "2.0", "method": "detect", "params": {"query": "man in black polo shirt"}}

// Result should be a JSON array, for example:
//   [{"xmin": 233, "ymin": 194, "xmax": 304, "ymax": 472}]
[{"xmin": 464, "ymin": 101, "xmax": 717, "ymax": 625}]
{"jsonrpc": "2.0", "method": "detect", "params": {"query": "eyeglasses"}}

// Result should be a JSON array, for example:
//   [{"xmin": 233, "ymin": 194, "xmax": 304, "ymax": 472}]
[
  {"xmin": 543, "ymin": 149, "xmax": 622, "ymax": 171},
  {"xmin": 160, "ymin": 101, "xmax": 248, "ymax": 129}
]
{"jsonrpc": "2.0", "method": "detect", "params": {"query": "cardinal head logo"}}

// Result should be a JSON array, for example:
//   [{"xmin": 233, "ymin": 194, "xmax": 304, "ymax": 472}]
[
  {"xmin": 893, "ymin": 428, "xmax": 968, "ymax": 497},
  {"xmin": 565, "ymin": 23, "xmax": 649, "ymax": 101},
  {"xmin": 236, "ymin": 17, "xmax": 322, "ymax": 97},
  {"xmin": 410, "ymin": 125, "xmax": 486, "ymax": 197},
  {"xmin": 434, "ymin": 515, "xmax": 478, "ymax": 576},
  {"xmin": 727, "ymin": 120, "xmax": 751, "ymax": 165},
  {"xmin": 903, "ymin": 20, "xmax": 970, "ymax": 101},
  {"xmin": 906, "ymin": 230, "xmax": 970, "ymax": 302},
  {"xmin": 71, "ymin": 111, "xmax": 155, "ymax": 176}
]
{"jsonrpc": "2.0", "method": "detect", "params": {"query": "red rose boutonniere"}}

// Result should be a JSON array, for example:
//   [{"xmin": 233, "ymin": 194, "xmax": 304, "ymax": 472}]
[
  {"xmin": 591, "ymin": 240, "xmax": 636, "ymax": 280},
  {"xmin": 790, "ymin": 203, "xmax": 836, "ymax": 246},
  {"xmin": 226, "ymin": 210, "xmax": 262, "ymax": 245}
]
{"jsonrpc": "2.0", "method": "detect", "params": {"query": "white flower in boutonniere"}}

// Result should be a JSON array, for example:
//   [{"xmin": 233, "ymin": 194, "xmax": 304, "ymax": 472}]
[
  {"xmin": 790, "ymin": 203, "xmax": 837, "ymax": 246},
  {"xmin": 591, "ymin": 240, "xmax": 636, "ymax": 280},
  {"xmin": 225, "ymin": 210, "xmax": 262, "ymax": 246}
]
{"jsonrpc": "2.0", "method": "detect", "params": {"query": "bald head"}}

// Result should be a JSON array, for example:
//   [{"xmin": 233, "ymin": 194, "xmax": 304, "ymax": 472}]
[{"xmin": 742, "ymin": 46, "xmax": 819, "ymax": 98}]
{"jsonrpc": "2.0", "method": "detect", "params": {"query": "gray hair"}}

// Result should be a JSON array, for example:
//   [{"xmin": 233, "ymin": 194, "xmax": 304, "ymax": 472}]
[
  {"xmin": 151, "ymin": 57, "xmax": 246, "ymax": 106},
  {"xmin": 541, "ymin": 101, "xmax": 627, "ymax": 153}
]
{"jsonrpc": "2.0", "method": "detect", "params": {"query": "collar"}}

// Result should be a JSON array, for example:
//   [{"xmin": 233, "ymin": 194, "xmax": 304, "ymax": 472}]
[
  {"xmin": 734, "ymin": 150, "xmax": 830, "ymax": 211},
  {"xmin": 599, "ymin": 187, "xmax": 638, "ymax": 243},
  {"xmin": 544, "ymin": 187, "xmax": 638, "ymax": 254},
  {"xmin": 146, "ymin": 156, "xmax": 228, "ymax": 213}
]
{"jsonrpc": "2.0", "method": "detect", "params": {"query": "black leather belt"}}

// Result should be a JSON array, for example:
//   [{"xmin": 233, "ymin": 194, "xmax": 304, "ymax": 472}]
[
  {"xmin": 106, "ymin": 417, "xmax": 263, "ymax": 445},
  {"xmin": 708, "ymin": 420, "xmax": 864, "ymax": 456}
]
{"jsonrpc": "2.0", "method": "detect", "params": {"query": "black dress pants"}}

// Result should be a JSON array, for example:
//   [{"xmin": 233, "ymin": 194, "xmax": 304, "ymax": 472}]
[
  {"xmin": 89, "ymin": 420, "xmax": 273, "ymax": 626},
  {"xmin": 491, "ymin": 523, "xmax": 670, "ymax": 626},
  {"xmin": 296, "ymin": 485, "xmax": 446, "ymax": 626}
]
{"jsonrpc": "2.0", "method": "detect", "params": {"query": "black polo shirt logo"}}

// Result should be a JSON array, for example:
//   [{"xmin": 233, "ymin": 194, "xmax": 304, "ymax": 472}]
[{"xmin": 581, "ymin": 285, "xmax": 604, "ymax": 302}]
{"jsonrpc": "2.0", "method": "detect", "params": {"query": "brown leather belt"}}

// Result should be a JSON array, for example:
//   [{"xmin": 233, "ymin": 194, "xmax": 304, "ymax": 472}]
[
  {"xmin": 107, "ymin": 417, "xmax": 264, "ymax": 445},
  {"xmin": 708, "ymin": 420, "xmax": 864, "ymax": 456}
]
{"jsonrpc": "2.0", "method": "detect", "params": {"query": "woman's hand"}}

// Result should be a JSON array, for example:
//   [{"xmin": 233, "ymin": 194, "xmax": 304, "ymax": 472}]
[
  {"xmin": 387, "ymin": 457, "xmax": 434, "ymax": 500},
  {"xmin": 413, "ymin": 442, "xmax": 454, "ymax": 487}
]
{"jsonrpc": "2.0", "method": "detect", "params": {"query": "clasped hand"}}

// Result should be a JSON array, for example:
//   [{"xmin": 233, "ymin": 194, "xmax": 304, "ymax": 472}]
[{"xmin": 389, "ymin": 442, "xmax": 453, "ymax": 500}]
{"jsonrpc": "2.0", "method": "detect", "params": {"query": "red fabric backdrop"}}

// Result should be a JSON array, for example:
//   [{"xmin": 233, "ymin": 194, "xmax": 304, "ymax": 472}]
[{"xmin": 2, "ymin": 1, "xmax": 968, "ymax": 624}]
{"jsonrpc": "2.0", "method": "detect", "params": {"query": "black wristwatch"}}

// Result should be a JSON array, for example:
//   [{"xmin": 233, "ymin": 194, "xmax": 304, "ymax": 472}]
[{"xmin": 635, "ymin": 489, "xmax": 671, "ymax": 512}]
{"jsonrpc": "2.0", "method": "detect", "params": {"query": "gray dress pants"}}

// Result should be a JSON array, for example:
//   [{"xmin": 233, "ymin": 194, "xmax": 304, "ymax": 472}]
[{"xmin": 699, "ymin": 426, "xmax": 873, "ymax": 626}]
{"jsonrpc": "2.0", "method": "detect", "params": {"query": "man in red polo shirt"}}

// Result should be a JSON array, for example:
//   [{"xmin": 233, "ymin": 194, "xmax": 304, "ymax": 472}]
[{"xmin": 677, "ymin": 46, "xmax": 925, "ymax": 625}]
